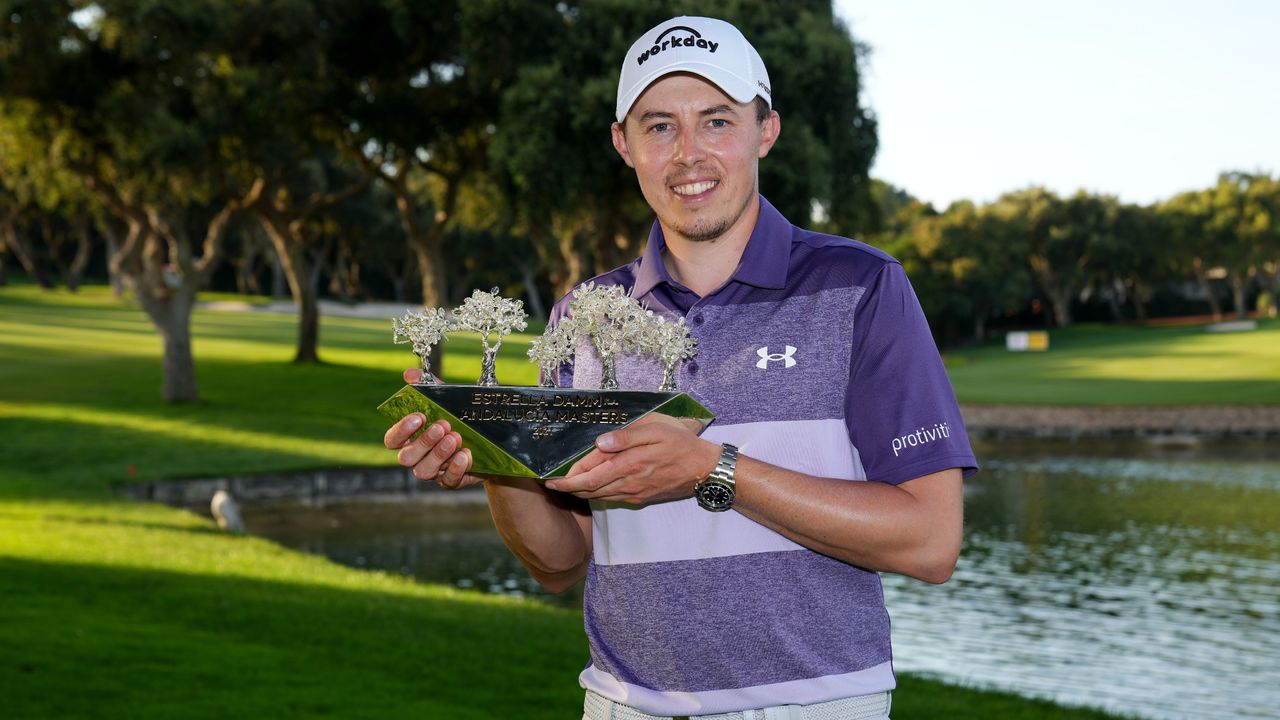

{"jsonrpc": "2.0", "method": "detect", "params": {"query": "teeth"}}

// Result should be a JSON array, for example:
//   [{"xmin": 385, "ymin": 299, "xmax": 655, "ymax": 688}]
[{"xmin": 672, "ymin": 180, "xmax": 717, "ymax": 196}]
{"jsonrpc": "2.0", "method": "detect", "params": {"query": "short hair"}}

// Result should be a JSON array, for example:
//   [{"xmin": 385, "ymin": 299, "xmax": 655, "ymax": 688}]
[{"xmin": 753, "ymin": 96, "xmax": 770, "ymax": 124}]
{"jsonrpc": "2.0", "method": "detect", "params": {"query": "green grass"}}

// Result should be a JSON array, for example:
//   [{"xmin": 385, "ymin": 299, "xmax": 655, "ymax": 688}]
[
  {"xmin": 0, "ymin": 285, "xmax": 1126, "ymax": 719},
  {"xmin": 944, "ymin": 320, "xmax": 1280, "ymax": 405}
]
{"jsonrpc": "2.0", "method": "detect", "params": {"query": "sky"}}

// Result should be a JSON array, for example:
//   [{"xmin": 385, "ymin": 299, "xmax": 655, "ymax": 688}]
[{"xmin": 833, "ymin": 0, "xmax": 1280, "ymax": 208}]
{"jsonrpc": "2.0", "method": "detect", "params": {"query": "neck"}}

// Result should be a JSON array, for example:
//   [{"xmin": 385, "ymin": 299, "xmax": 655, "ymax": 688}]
[{"xmin": 660, "ymin": 195, "xmax": 761, "ymax": 297}]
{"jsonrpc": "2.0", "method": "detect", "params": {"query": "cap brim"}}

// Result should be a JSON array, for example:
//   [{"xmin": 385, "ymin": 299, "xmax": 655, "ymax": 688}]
[{"xmin": 616, "ymin": 63, "xmax": 760, "ymax": 123}]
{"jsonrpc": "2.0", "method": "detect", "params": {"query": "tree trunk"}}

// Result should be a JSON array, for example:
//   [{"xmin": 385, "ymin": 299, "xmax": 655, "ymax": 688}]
[
  {"xmin": 520, "ymin": 261, "xmax": 546, "ymax": 321},
  {"xmin": 138, "ymin": 284, "xmax": 201, "ymax": 403},
  {"xmin": 270, "ymin": 251, "xmax": 286, "ymax": 298},
  {"xmin": 1049, "ymin": 286, "xmax": 1073, "ymax": 327},
  {"xmin": 96, "ymin": 218, "xmax": 127, "ymax": 298},
  {"xmin": 255, "ymin": 212, "xmax": 320, "ymax": 363},
  {"xmin": 385, "ymin": 262, "xmax": 406, "ymax": 303},
  {"xmin": 413, "ymin": 243, "xmax": 447, "ymax": 307},
  {"xmin": 330, "ymin": 237, "xmax": 360, "ymax": 301},
  {"xmin": 308, "ymin": 234, "xmax": 332, "ymax": 295},
  {"xmin": 1192, "ymin": 256, "xmax": 1223, "ymax": 320},
  {"xmin": 554, "ymin": 229, "xmax": 585, "ymax": 302},
  {"xmin": 61, "ymin": 216, "xmax": 93, "ymax": 292},
  {"xmin": 1, "ymin": 218, "xmax": 54, "ymax": 288},
  {"xmin": 973, "ymin": 313, "xmax": 986, "ymax": 343},
  {"xmin": 235, "ymin": 231, "xmax": 264, "ymax": 295},
  {"xmin": 1228, "ymin": 266, "xmax": 1248, "ymax": 319},
  {"xmin": 1131, "ymin": 277, "xmax": 1149, "ymax": 323},
  {"xmin": 1105, "ymin": 278, "xmax": 1125, "ymax": 323}
]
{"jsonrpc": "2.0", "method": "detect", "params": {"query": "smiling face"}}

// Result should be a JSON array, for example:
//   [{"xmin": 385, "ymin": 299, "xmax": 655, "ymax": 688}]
[{"xmin": 612, "ymin": 73, "xmax": 780, "ymax": 245}]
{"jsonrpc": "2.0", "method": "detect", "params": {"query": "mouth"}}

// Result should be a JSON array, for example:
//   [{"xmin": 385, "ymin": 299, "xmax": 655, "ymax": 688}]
[{"xmin": 670, "ymin": 179, "xmax": 719, "ymax": 200}]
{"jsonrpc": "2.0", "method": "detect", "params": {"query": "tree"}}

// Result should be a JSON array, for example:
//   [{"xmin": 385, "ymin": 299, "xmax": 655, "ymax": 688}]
[
  {"xmin": 1160, "ymin": 190, "xmax": 1225, "ymax": 320},
  {"xmin": 1207, "ymin": 172, "xmax": 1276, "ymax": 318},
  {"xmin": 327, "ymin": 0, "xmax": 489, "ymax": 310},
  {"xmin": 1097, "ymin": 202, "xmax": 1164, "ymax": 322},
  {"xmin": 988, "ymin": 188, "xmax": 1099, "ymax": 327},
  {"xmin": 0, "ymin": 3, "xmax": 261, "ymax": 401}
]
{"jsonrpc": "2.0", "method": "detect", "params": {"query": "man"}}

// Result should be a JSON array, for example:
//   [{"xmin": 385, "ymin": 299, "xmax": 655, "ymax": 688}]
[{"xmin": 384, "ymin": 16, "xmax": 977, "ymax": 720}]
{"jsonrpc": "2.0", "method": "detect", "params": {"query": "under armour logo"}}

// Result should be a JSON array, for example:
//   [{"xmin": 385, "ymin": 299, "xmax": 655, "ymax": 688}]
[{"xmin": 756, "ymin": 345, "xmax": 797, "ymax": 369}]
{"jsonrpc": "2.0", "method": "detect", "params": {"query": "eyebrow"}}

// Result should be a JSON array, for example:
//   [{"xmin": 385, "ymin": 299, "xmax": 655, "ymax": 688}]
[
  {"xmin": 699, "ymin": 104, "xmax": 737, "ymax": 117},
  {"xmin": 636, "ymin": 104, "xmax": 740, "ymax": 124}
]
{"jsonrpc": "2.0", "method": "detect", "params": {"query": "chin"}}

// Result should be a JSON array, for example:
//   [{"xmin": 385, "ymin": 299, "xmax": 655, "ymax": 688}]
[{"xmin": 678, "ymin": 220, "xmax": 733, "ymax": 242}]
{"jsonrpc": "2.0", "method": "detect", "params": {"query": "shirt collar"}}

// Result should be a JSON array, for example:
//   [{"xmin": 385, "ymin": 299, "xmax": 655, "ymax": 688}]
[{"xmin": 630, "ymin": 195, "xmax": 792, "ymax": 298}]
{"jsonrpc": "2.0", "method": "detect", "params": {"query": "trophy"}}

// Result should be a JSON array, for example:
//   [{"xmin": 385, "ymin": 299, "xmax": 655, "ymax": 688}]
[{"xmin": 378, "ymin": 285, "xmax": 714, "ymax": 479}]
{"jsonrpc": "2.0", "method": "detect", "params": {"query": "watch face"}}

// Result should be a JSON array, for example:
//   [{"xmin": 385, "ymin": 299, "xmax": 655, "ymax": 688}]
[{"xmin": 696, "ymin": 480, "xmax": 734, "ymax": 512}]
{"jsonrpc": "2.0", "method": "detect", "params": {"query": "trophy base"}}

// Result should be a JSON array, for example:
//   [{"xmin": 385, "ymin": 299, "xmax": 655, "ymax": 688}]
[{"xmin": 378, "ymin": 385, "xmax": 714, "ymax": 479}]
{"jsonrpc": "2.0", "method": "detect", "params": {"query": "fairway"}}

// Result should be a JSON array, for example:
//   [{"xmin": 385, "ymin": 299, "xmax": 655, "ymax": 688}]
[
  {"xmin": 944, "ymin": 321, "xmax": 1280, "ymax": 405},
  {"xmin": 0, "ymin": 285, "xmax": 1129, "ymax": 719}
]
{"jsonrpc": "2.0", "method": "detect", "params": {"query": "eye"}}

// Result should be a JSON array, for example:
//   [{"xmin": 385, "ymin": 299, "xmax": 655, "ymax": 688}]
[
  {"xmin": 708, "ymin": 118, "xmax": 730, "ymax": 128},
  {"xmin": 648, "ymin": 122, "xmax": 672, "ymax": 134}
]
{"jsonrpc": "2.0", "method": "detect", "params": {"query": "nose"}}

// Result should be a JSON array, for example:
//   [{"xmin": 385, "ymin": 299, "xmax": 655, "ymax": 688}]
[{"xmin": 673, "ymin": 123, "xmax": 707, "ymax": 166}]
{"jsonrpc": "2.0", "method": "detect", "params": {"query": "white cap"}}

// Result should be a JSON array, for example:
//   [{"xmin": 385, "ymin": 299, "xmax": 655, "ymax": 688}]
[{"xmin": 616, "ymin": 16, "xmax": 771, "ymax": 123}]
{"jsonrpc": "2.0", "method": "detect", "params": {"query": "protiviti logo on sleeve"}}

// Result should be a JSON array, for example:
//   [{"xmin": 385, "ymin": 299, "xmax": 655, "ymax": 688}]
[{"xmin": 636, "ymin": 25, "xmax": 719, "ymax": 66}]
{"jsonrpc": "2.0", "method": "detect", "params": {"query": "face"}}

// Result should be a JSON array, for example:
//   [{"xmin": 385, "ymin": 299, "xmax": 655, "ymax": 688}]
[{"xmin": 612, "ymin": 74, "xmax": 780, "ymax": 244}]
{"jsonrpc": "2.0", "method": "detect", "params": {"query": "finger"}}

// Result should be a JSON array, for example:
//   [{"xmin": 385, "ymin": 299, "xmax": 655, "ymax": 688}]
[
  {"xmin": 409, "ymin": 431, "xmax": 462, "ymax": 482},
  {"xmin": 438, "ymin": 448, "xmax": 475, "ymax": 489},
  {"xmin": 384, "ymin": 413, "xmax": 425, "ymax": 450},
  {"xmin": 679, "ymin": 417, "xmax": 709, "ymax": 435},
  {"xmin": 594, "ymin": 421, "xmax": 671, "ymax": 453},
  {"xmin": 401, "ymin": 366, "xmax": 437, "ymax": 384},
  {"xmin": 565, "ymin": 448, "xmax": 613, "ymax": 477},
  {"xmin": 397, "ymin": 420, "xmax": 450, "ymax": 467},
  {"xmin": 547, "ymin": 460, "xmax": 625, "ymax": 495}
]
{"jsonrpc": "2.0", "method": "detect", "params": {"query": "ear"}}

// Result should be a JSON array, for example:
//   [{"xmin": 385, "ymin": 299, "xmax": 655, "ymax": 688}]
[
  {"xmin": 757, "ymin": 111, "xmax": 781, "ymax": 159},
  {"xmin": 611, "ymin": 122, "xmax": 635, "ymax": 168}
]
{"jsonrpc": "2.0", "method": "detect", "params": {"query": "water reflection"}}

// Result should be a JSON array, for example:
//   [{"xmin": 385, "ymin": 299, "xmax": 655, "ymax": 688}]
[
  {"xmin": 243, "ymin": 500, "xmax": 584, "ymax": 608},
  {"xmin": 245, "ymin": 440, "xmax": 1280, "ymax": 720}
]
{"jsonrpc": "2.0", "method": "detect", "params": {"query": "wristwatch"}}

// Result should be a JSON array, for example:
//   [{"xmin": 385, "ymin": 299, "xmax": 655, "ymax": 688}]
[{"xmin": 694, "ymin": 443, "xmax": 739, "ymax": 512}]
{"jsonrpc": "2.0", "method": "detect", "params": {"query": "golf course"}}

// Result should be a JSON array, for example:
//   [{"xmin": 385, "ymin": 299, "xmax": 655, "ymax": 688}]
[{"xmin": 6, "ymin": 284, "xmax": 1276, "ymax": 718}]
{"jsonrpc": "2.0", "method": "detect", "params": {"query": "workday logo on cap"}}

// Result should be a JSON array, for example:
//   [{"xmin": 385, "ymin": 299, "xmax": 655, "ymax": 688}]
[
  {"xmin": 636, "ymin": 25, "xmax": 721, "ymax": 66},
  {"xmin": 616, "ymin": 16, "xmax": 772, "ymax": 122}
]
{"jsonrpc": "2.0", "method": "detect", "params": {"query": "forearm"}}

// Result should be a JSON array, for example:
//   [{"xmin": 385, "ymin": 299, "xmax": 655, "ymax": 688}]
[
  {"xmin": 733, "ymin": 458, "xmax": 963, "ymax": 583},
  {"xmin": 484, "ymin": 477, "xmax": 592, "ymax": 592}
]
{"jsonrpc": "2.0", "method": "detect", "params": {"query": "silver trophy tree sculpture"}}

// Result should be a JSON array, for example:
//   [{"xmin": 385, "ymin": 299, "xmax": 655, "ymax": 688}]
[
  {"xmin": 453, "ymin": 287, "xmax": 529, "ymax": 387},
  {"xmin": 392, "ymin": 307, "xmax": 453, "ymax": 384},
  {"xmin": 527, "ymin": 317, "xmax": 578, "ymax": 388},
  {"xmin": 653, "ymin": 316, "xmax": 698, "ymax": 391},
  {"xmin": 567, "ymin": 282, "xmax": 648, "ymax": 390}
]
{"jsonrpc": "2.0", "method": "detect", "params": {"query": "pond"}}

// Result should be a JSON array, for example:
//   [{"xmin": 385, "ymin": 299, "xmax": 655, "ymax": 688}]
[{"xmin": 242, "ymin": 439, "xmax": 1280, "ymax": 720}]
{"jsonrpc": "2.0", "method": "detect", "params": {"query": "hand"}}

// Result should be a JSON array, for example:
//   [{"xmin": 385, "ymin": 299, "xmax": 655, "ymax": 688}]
[
  {"xmin": 545, "ymin": 414, "xmax": 720, "ymax": 505},
  {"xmin": 383, "ymin": 368, "xmax": 482, "ymax": 489}
]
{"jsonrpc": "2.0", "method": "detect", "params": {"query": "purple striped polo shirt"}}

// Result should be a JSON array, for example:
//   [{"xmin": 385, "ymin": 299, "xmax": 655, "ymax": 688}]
[{"xmin": 548, "ymin": 196, "xmax": 977, "ymax": 716}]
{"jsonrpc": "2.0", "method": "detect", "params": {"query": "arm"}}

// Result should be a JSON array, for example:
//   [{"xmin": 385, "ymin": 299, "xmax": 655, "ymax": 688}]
[
  {"xmin": 545, "ymin": 415, "xmax": 963, "ymax": 584},
  {"xmin": 384, "ymin": 369, "xmax": 592, "ymax": 593}
]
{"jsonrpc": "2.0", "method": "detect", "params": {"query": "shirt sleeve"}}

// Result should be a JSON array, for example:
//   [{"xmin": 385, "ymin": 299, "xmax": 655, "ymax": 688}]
[{"xmin": 845, "ymin": 262, "xmax": 978, "ymax": 485}]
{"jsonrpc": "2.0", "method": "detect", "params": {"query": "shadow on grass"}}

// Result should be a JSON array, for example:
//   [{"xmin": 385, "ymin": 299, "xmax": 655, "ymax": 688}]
[
  {"xmin": 0, "ymin": 556, "xmax": 587, "ymax": 720},
  {"xmin": 0, "ymin": 415, "xmax": 385, "ymax": 501},
  {"xmin": 0, "ymin": 554, "xmax": 1129, "ymax": 720}
]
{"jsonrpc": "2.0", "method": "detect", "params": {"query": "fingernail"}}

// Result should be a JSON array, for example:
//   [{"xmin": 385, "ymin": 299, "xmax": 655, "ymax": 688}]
[
  {"xmin": 407, "ymin": 415, "xmax": 422, "ymax": 428},
  {"xmin": 427, "ymin": 424, "xmax": 443, "ymax": 441},
  {"xmin": 545, "ymin": 481, "xmax": 559, "ymax": 491},
  {"xmin": 597, "ymin": 434, "xmax": 617, "ymax": 451}
]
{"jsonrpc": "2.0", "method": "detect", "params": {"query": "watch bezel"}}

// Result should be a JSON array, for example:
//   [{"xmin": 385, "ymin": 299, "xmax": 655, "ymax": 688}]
[
  {"xmin": 694, "ymin": 443, "xmax": 738, "ymax": 512},
  {"xmin": 695, "ymin": 478, "xmax": 735, "ymax": 511}
]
